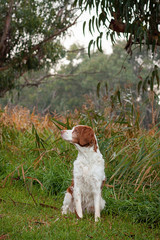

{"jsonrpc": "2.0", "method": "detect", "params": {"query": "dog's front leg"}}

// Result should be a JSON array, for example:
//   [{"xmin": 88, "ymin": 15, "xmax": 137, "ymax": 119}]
[
  {"xmin": 94, "ymin": 191, "xmax": 101, "ymax": 222},
  {"xmin": 74, "ymin": 188, "xmax": 83, "ymax": 219}
]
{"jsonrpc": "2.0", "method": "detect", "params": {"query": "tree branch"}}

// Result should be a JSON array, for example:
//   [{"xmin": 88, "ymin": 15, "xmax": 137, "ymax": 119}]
[
  {"xmin": 109, "ymin": 19, "xmax": 126, "ymax": 33},
  {"xmin": 18, "ymin": 70, "xmax": 110, "ymax": 89},
  {"xmin": 109, "ymin": 18, "xmax": 160, "ymax": 48},
  {"xmin": 0, "ymin": 0, "xmax": 13, "ymax": 57},
  {"xmin": 23, "ymin": 14, "xmax": 81, "ymax": 60},
  {"xmin": 0, "ymin": 14, "xmax": 81, "ymax": 72}
]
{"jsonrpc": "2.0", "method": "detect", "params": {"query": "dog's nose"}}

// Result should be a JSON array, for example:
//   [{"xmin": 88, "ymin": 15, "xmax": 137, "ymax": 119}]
[{"xmin": 61, "ymin": 130, "xmax": 66, "ymax": 136}]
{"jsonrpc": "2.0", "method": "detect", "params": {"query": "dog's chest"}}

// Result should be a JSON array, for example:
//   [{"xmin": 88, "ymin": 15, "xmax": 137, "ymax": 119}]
[
  {"xmin": 75, "ymin": 165, "xmax": 94, "ymax": 192},
  {"xmin": 78, "ymin": 165, "xmax": 90, "ymax": 180},
  {"xmin": 73, "ymin": 156, "xmax": 101, "ymax": 189}
]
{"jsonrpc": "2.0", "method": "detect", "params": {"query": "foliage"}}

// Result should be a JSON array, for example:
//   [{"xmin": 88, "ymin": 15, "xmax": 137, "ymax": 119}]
[
  {"xmin": 1, "ymin": 41, "xmax": 159, "ymax": 128},
  {"xmin": 75, "ymin": 0, "xmax": 160, "ymax": 54},
  {"xmin": 0, "ymin": 106, "xmax": 160, "ymax": 228},
  {"xmin": 0, "ymin": 0, "xmax": 77, "ymax": 96},
  {"xmin": 0, "ymin": 41, "xmax": 144, "ymax": 110},
  {"xmin": 104, "ymin": 190, "xmax": 160, "ymax": 225}
]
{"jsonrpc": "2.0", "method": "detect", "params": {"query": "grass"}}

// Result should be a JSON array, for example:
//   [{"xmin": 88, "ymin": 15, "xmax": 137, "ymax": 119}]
[
  {"xmin": 1, "ymin": 185, "xmax": 160, "ymax": 240},
  {"xmin": 0, "ymin": 106, "xmax": 160, "ymax": 239}
]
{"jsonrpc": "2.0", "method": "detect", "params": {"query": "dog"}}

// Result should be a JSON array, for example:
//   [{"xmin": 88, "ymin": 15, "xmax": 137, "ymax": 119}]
[{"xmin": 61, "ymin": 125, "xmax": 105, "ymax": 222}]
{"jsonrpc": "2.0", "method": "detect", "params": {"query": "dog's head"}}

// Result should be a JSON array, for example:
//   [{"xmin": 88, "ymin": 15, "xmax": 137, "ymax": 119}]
[{"xmin": 61, "ymin": 125, "xmax": 97, "ymax": 152}]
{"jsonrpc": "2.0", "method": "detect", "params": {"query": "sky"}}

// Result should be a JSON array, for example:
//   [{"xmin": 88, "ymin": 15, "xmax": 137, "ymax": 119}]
[{"xmin": 62, "ymin": 10, "xmax": 113, "ymax": 55}]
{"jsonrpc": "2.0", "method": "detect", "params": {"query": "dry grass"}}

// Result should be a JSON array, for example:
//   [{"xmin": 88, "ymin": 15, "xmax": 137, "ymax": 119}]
[
  {"xmin": 0, "ymin": 105, "xmax": 159, "ymax": 196},
  {"xmin": 0, "ymin": 105, "xmax": 160, "ymax": 229},
  {"xmin": 0, "ymin": 105, "xmax": 64, "ymax": 133}
]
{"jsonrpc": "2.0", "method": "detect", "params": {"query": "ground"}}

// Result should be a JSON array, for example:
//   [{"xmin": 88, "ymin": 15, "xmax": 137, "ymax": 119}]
[{"xmin": 0, "ymin": 184, "xmax": 159, "ymax": 240}]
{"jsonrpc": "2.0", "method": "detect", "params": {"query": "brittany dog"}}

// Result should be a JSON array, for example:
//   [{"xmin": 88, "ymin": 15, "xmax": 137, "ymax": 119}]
[{"xmin": 61, "ymin": 125, "xmax": 106, "ymax": 222}]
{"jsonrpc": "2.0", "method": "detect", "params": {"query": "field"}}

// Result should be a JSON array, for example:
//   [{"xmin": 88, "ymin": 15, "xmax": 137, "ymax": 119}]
[{"xmin": 0, "ymin": 106, "xmax": 160, "ymax": 239}]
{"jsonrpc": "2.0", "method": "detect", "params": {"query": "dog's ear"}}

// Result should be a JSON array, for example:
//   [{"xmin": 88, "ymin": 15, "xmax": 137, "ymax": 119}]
[{"xmin": 79, "ymin": 127, "xmax": 97, "ymax": 152}]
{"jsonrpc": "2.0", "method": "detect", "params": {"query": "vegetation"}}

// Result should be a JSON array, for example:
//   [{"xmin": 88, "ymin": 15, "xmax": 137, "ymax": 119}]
[
  {"xmin": 0, "ymin": 0, "xmax": 77, "ymax": 96},
  {"xmin": 0, "ymin": 105, "xmax": 160, "ymax": 238},
  {"xmin": 75, "ymin": 0, "xmax": 160, "ymax": 54},
  {"xmin": 1, "ymin": 41, "xmax": 159, "ymax": 128},
  {"xmin": 0, "ymin": 2, "xmax": 160, "ymax": 238},
  {"xmin": 1, "ymin": 186, "xmax": 160, "ymax": 239}
]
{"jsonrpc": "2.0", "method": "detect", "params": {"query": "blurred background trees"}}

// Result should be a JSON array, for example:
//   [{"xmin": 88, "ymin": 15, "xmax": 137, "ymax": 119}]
[
  {"xmin": 1, "ymin": 41, "xmax": 159, "ymax": 128},
  {"xmin": 0, "ymin": 0, "xmax": 160, "ymax": 128},
  {"xmin": 0, "ymin": 0, "xmax": 76, "ymax": 96}
]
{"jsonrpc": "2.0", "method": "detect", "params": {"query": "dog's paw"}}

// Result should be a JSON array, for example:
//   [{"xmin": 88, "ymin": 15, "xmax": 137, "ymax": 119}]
[{"xmin": 95, "ymin": 216, "xmax": 101, "ymax": 222}]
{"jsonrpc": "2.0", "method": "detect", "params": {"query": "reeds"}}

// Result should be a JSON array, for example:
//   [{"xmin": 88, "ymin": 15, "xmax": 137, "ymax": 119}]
[
  {"xmin": 0, "ymin": 104, "xmax": 160, "ymax": 225},
  {"xmin": 0, "ymin": 105, "xmax": 159, "ymax": 198},
  {"xmin": 0, "ymin": 105, "xmax": 65, "ymax": 133}
]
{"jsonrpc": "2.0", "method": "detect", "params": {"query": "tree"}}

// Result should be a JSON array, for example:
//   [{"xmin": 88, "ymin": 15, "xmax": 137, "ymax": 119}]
[
  {"xmin": 1, "ymin": 42, "xmax": 140, "ymax": 112},
  {"xmin": 75, "ymin": 0, "xmax": 160, "ymax": 54},
  {"xmin": 0, "ymin": 0, "xmax": 78, "ymax": 97},
  {"xmin": 2, "ymin": 41, "xmax": 159, "ymax": 128}
]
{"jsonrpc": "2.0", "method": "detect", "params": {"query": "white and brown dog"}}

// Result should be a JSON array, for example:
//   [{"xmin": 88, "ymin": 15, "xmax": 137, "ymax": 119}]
[{"xmin": 61, "ymin": 125, "xmax": 105, "ymax": 222}]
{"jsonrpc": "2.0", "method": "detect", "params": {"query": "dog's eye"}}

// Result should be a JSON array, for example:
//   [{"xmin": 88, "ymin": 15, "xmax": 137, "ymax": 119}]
[{"xmin": 73, "ymin": 128, "xmax": 78, "ymax": 134}]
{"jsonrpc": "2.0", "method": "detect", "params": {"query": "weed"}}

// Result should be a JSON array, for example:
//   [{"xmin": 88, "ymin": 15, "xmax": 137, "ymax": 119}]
[{"xmin": 0, "ymin": 105, "xmax": 160, "ymax": 239}]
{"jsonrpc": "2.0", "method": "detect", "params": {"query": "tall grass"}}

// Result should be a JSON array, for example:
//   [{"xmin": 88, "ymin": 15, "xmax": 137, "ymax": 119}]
[{"xmin": 0, "ymin": 105, "xmax": 160, "ymax": 225}]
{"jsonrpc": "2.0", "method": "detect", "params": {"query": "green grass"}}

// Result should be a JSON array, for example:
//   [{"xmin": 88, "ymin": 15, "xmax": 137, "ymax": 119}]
[
  {"xmin": 0, "ymin": 112, "xmax": 160, "ymax": 239},
  {"xmin": 1, "ymin": 185, "xmax": 160, "ymax": 240}
]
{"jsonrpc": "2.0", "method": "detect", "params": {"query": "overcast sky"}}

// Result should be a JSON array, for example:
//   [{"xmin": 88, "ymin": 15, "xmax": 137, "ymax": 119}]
[{"xmin": 63, "ymin": 10, "xmax": 113, "ymax": 55}]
